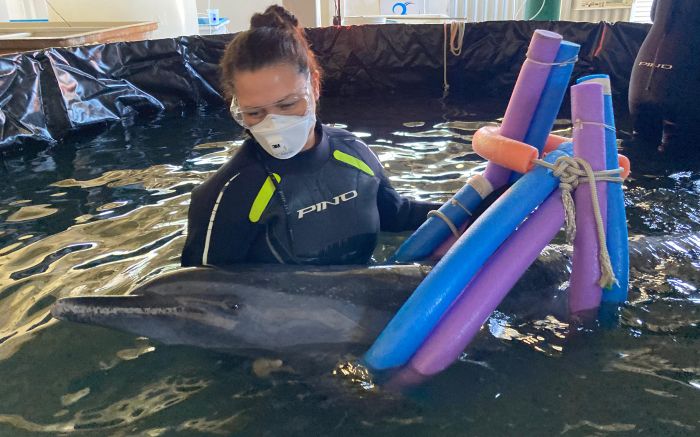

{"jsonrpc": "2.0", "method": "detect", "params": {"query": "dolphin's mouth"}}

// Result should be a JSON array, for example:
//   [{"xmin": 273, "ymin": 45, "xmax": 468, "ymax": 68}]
[{"xmin": 51, "ymin": 295, "xmax": 184, "ymax": 323}]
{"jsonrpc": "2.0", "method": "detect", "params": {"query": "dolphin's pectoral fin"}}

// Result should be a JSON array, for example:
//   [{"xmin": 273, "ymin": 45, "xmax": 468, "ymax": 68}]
[{"xmin": 251, "ymin": 358, "xmax": 295, "ymax": 378}]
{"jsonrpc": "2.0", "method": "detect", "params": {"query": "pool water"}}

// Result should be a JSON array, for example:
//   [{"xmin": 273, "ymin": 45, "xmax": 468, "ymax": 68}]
[{"xmin": 0, "ymin": 95, "xmax": 698, "ymax": 436}]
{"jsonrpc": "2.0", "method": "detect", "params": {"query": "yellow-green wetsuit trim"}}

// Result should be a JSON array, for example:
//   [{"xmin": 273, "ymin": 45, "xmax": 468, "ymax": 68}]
[
  {"xmin": 333, "ymin": 150, "xmax": 375, "ymax": 176},
  {"xmin": 249, "ymin": 173, "xmax": 281, "ymax": 223}
]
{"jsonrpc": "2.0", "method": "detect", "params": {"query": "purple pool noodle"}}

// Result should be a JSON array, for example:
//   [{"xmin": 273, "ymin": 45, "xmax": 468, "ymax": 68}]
[
  {"xmin": 409, "ymin": 191, "xmax": 566, "ymax": 376},
  {"xmin": 569, "ymin": 82, "xmax": 608, "ymax": 314},
  {"xmin": 483, "ymin": 29, "xmax": 562, "ymax": 188},
  {"xmin": 385, "ymin": 366, "xmax": 428, "ymax": 390},
  {"xmin": 391, "ymin": 30, "xmax": 561, "ymax": 263},
  {"xmin": 364, "ymin": 143, "xmax": 572, "ymax": 371}
]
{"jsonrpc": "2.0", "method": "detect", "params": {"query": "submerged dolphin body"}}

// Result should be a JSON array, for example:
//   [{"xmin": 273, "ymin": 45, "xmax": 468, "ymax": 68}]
[
  {"xmin": 51, "ymin": 264, "xmax": 434, "ymax": 353},
  {"xmin": 51, "ymin": 232, "xmax": 700, "ymax": 353}
]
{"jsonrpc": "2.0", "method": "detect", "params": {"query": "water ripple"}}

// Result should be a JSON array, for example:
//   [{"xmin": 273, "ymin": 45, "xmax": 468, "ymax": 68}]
[{"xmin": 0, "ymin": 103, "xmax": 698, "ymax": 436}]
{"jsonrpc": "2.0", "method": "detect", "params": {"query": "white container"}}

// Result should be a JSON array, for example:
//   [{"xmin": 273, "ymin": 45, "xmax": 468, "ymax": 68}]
[
  {"xmin": 342, "ymin": 15, "xmax": 388, "ymax": 25},
  {"xmin": 380, "ymin": 0, "xmax": 426, "ymax": 15},
  {"xmin": 206, "ymin": 9, "xmax": 220, "ymax": 25},
  {"xmin": 199, "ymin": 18, "xmax": 229, "ymax": 36},
  {"xmin": 46, "ymin": 0, "xmax": 199, "ymax": 39}
]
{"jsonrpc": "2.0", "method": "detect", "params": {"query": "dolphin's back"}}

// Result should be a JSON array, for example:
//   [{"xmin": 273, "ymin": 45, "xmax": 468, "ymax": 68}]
[{"xmin": 141, "ymin": 264, "xmax": 432, "ymax": 312}]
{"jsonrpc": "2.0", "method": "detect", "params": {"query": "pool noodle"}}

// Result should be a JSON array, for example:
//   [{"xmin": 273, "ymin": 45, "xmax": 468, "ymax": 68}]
[
  {"xmin": 508, "ymin": 41, "xmax": 581, "ymax": 182},
  {"xmin": 364, "ymin": 143, "xmax": 573, "ymax": 371},
  {"xmin": 390, "ymin": 176, "xmax": 492, "ymax": 262},
  {"xmin": 409, "ymin": 188, "xmax": 567, "ymax": 375},
  {"xmin": 390, "ymin": 30, "xmax": 562, "ymax": 263},
  {"xmin": 576, "ymin": 74, "xmax": 629, "ymax": 303},
  {"xmin": 419, "ymin": 41, "xmax": 578, "ymax": 268},
  {"xmin": 569, "ymin": 82, "xmax": 608, "ymax": 314},
  {"xmin": 483, "ymin": 29, "xmax": 562, "ymax": 188}
]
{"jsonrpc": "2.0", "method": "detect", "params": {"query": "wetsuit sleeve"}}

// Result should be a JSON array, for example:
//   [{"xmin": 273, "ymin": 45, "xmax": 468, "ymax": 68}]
[
  {"xmin": 181, "ymin": 161, "xmax": 263, "ymax": 267},
  {"xmin": 341, "ymin": 134, "xmax": 440, "ymax": 232},
  {"xmin": 376, "ymin": 171, "xmax": 441, "ymax": 232}
]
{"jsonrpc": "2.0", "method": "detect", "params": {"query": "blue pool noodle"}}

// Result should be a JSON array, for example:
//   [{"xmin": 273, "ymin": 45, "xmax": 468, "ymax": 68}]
[
  {"xmin": 364, "ymin": 143, "xmax": 574, "ymax": 370},
  {"xmin": 509, "ymin": 41, "xmax": 580, "ymax": 182},
  {"xmin": 392, "ymin": 42, "xmax": 580, "ymax": 263},
  {"xmin": 390, "ymin": 181, "xmax": 487, "ymax": 262},
  {"xmin": 576, "ymin": 74, "xmax": 629, "ymax": 303}
]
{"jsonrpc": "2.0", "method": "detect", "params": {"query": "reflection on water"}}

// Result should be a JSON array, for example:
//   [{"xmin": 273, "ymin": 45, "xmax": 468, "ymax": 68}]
[
  {"xmin": 0, "ymin": 376, "xmax": 210, "ymax": 433},
  {"xmin": 0, "ymin": 112, "xmax": 243, "ymax": 362},
  {"xmin": 6, "ymin": 205, "xmax": 58, "ymax": 222},
  {"xmin": 0, "ymin": 99, "xmax": 698, "ymax": 435}
]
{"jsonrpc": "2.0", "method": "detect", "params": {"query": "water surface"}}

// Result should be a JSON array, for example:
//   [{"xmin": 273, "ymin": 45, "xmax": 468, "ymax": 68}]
[{"xmin": 0, "ymin": 96, "xmax": 698, "ymax": 436}]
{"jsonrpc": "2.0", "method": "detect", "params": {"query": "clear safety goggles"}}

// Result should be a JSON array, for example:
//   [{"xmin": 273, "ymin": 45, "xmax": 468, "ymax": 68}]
[{"xmin": 230, "ymin": 76, "xmax": 314, "ymax": 128}]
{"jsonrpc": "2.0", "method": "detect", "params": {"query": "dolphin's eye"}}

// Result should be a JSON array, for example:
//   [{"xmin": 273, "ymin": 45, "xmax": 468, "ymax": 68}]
[{"xmin": 226, "ymin": 301, "xmax": 241, "ymax": 311}]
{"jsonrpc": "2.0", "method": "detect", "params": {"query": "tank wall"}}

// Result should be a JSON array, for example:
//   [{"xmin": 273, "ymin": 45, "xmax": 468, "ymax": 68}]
[{"xmin": 0, "ymin": 21, "xmax": 650, "ymax": 152}]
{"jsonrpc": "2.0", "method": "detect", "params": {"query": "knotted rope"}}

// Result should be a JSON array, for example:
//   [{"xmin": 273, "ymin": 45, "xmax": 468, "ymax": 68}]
[
  {"xmin": 533, "ymin": 153, "xmax": 623, "ymax": 289},
  {"xmin": 443, "ymin": 21, "xmax": 466, "ymax": 96},
  {"xmin": 427, "ymin": 198, "xmax": 473, "ymax": 238}
]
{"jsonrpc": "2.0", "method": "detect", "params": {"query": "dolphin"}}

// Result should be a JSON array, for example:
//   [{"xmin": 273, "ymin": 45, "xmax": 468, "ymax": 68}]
[
  {"xmin": 51, "ymin": 264, "xmax": 433, "ymax": 353},
  {"xmin": 50, "ymin": 232, "xmax": 699, "ymax": 354}
]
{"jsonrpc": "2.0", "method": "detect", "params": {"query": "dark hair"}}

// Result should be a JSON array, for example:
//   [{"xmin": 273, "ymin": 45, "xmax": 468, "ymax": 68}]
[{"xmin": 219, "ymin": 5, "xmax": 322, "ymax": 101}]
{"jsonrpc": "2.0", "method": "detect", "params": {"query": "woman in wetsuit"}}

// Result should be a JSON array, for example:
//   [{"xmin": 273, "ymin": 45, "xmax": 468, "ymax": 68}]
[{"xmin": 181, "ymin": 5, "xmax": 439, "ymax": 266}]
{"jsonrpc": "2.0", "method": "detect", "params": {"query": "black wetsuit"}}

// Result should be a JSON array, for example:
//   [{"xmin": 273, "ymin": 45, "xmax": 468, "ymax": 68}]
[
  {"xmin": 629, "ymin": 0, "xmax": 700, "ymax": 152},
  {"xmin": 181, "ymin": 123, "xmax": 439, "ymax": 266}
]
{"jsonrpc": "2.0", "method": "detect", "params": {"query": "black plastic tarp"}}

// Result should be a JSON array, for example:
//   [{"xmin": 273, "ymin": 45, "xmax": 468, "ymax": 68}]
[{"xmin": 0, "ymin": 20, "xmax": 649, "ymax": 153}]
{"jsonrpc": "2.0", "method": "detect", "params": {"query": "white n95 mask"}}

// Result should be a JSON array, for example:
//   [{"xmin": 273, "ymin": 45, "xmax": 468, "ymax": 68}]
[{"xmin": 248, "ymin": 111, "xmax": 316, "ymax": 160}]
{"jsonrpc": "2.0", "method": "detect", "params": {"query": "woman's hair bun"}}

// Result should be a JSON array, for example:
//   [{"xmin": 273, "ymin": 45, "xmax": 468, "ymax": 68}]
[{"xmin": 250, "ymin": 5, "xmax": 299, "ymax": 30}]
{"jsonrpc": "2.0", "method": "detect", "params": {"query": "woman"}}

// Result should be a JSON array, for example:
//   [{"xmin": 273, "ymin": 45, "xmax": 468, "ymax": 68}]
[{"xmin": 181, "ymin": 5, "xmax": 439, "ymax": 266}]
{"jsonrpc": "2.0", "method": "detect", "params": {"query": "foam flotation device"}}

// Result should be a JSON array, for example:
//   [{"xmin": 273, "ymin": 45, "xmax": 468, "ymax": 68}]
[{"xmin": 628, "ymin": 0, "xmax": 700, "ymax": 152}]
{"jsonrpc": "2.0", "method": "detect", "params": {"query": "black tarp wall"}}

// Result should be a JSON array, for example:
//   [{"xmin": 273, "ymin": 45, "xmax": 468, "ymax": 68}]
[{"xmin": 0, "ymin": 20, "xmax": 649, "ymax": 153}]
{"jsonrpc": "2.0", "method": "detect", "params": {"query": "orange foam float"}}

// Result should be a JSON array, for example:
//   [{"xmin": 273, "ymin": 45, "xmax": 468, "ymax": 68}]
[{"xmin": 472, "ymin": 126, "xmax": 631, "ymax": 179}]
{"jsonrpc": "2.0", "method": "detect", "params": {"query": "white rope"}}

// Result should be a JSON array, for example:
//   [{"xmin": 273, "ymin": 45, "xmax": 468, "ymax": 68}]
[
  {"xmin": 573, "ymin": 119, "xmax": 616, "ymax": 132},
  {"xmin": 533, "ymin": 156, "xmax": 623, "ymax": 288},
  {"xmin": 449, "ymin": 198, "xmax": 473, "ymax": 216},
  {"xmin": 426, "ymin": 195, "xmax": 476, "ymax": 239},
  {"xmin": 443, "ymin": 20, "xmax": 466, "ymax": 96},
  {"xmin": 443, "ymin": 23, "xmax": 449, "ymax": 95},
  {"xmin": 449, "ymin": 21, "xmax": 465, "ymax": 56},
  {"xmin": 428, "ymin": 209, "xmax": 461, "ymax": 238},
  {"xmin": 526, "ymin": 56, "xmax": 579, "ymax": 66}
]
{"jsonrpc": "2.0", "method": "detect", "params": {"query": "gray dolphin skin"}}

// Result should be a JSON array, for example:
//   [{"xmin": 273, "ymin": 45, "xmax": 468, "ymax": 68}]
[
  {"xmin": 50, "ymin": 232, "xmax": 699, "ymax": 354},
  {"xmin": 51, "ymin": 264, "xmax": 432, "ymax": 352}
]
